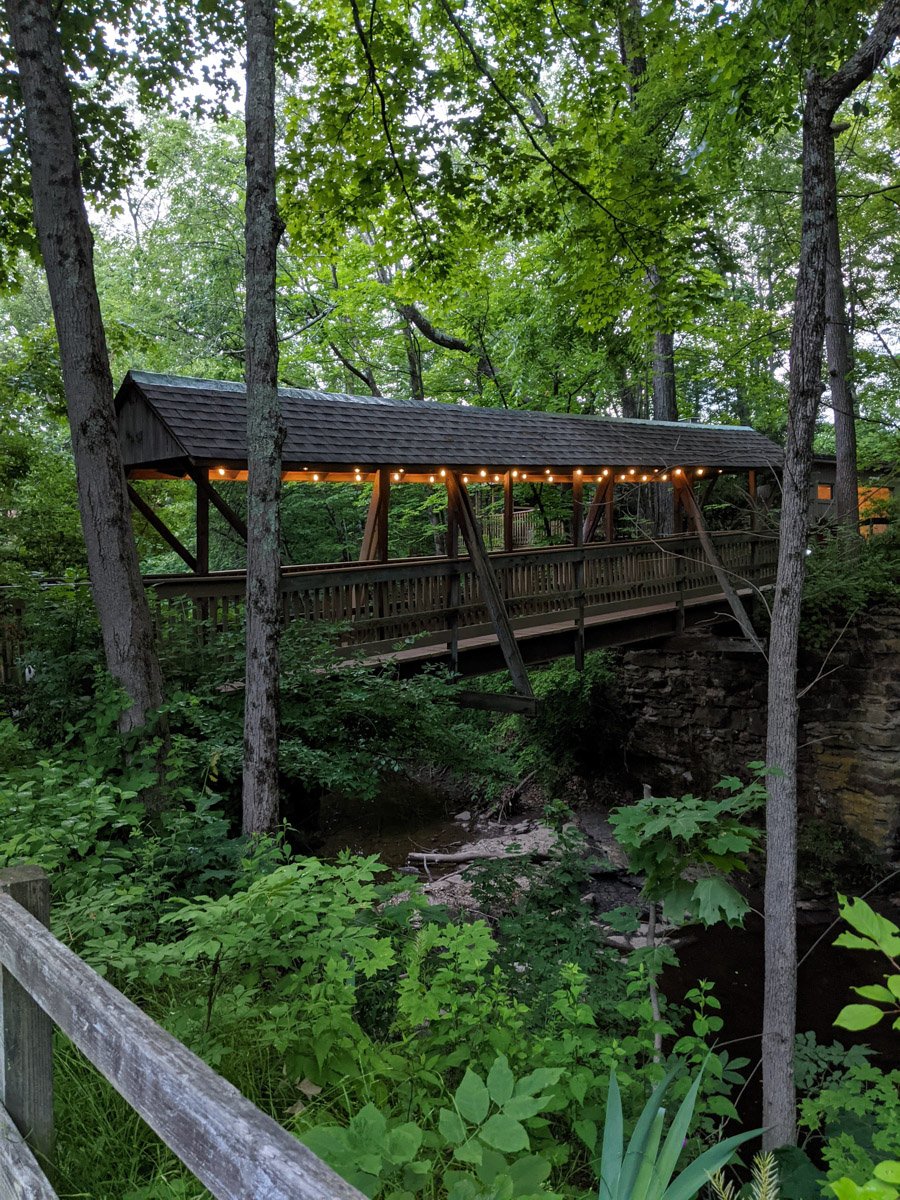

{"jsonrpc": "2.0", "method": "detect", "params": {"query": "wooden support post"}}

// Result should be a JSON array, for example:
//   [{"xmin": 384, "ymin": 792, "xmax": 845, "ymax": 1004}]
[
  {"xmin": 446, "ymin": 473, "xmax": 533, "ymax": 698},
  {"xmin": 446, "ymin": 506, "xmax": 460, "ymax": 674},
  {"xmin": 128, "ymin": 486, "xmax": 198, "ymax": 573},
  {"xmin": 0, "ymin": 868, "xmax": 53, "ymax": 1173},
  {"xmin": 748, "ymin": 468, "xmax": 759, "ymax": 532},
  {"xmin": 195, "ymin": 485, "xmax": 210, "ymax": 575},
  {"xmin": 572, "ymin": 475, "xmax": 585, "ymax": 671},
  {"xmin": 188, "ymin": 468, "xmax": 248, "ymax": 544},
  {"xmin": 604, "ymin": 480, "xmax": 615, "ymax": 542},
  {"xmin": 677, "ymin": 479, "xmax": 764, "ymax": 652},
  {"xmin": 360, "ymin": 469, "xmax": 390, "ymax": 563},
  {"xmin": 503, "ymin": 472, "xmax": 514, "ymax": 552},
  {"xmin": 582, "ymin": 477, "xmax": 612, "ymax": 545}
]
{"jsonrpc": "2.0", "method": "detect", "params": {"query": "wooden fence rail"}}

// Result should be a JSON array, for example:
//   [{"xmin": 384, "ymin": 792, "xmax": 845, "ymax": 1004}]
[
  {"xmin": 0, "ymin": 866, "xmax": 364, "ymax": 1200},
  {"xmin": 145, "ymin": 532, "xmax": 778, "ymax": 657},
  {"xmin": 0, "ymin": 533, "xmax": 779, "ymax": 678}
]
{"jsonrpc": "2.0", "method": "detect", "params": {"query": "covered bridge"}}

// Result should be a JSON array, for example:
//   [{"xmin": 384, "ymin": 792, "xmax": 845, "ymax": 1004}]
[{"xmin": 116, "ymin": 371, "xmax": 783, "ymax": 704}]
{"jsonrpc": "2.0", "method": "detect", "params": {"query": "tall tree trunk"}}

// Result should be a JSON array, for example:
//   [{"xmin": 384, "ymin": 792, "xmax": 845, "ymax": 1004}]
[
  {"xmin": 651, "ymin": 330, "xmax": 677, "ymax": 422},
  {"xmin": 824, "ymin": 130, "xmax": 860, "ymax": 536},
  {"xmin": 5, "ymin": 0, "xmax": 163, "ymax": 732},
  {"xmin": 762, "ymin": 3, "xmax": 900, "ymax": 1150},
  {"xmin": 242, "ymin": 0, "xmax": 285, "ymax": 834}
]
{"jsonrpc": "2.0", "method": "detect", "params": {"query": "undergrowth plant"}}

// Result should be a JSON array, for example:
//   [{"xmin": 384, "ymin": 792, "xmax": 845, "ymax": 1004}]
[{"xmin": 608, "ymin": 768, "xmax": 768, "ymax": 926}]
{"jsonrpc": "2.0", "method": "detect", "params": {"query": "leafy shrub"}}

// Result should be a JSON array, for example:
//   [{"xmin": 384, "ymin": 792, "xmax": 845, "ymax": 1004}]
[
  {"xmin": 495, "ymin": 651, "xmax": 624, "ymax": 782},
  {"xmin": 180, "ymin": 623, "xmax": 514, "ymax": 814},
  {"xmin": 801, "ymin": 532, "xmax": 900, "ymax": 653},
  {"xmin": 609, "ymin": 768, "xmax": 767, "ymax": 926}
]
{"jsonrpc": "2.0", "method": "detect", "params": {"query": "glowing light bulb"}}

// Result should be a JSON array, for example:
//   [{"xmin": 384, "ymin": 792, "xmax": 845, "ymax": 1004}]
[
  {"xmin": 545, "ymin": 468, "xmax": 551, "ymax": 474},
  {"xmin": 641, "ymin": 474, "xmax": 648, "ymax": 482},
  {"xmin": 217, "ymin": 467, "xmax": 226, "ymax": 477},
  {"xmin": 629, "ymin": 468, "xmax": 636, "ymax": 475},
  {"xmin": 429, "ymin": 474, "xmax": 435, "ymax": 483},
  {"xmin": 661, "ymin": 474, "xmax": 668, "ymax": 481},
  {"xmin": 548, "ymin": 475, "xmax": 554, "ymax": 483},
  {"xmin": 494, "ymin": 474, "xmax": 501, "ymax": 482},
  {"xmin": 480, "ymin": 469, "xmax": 487, "ymax": 478},
  {"xmin": 440, "ymin": 468, "xmax": 446, "ymax": 477},
  {"xmin": 512, "ymin": 470, "xmax": 519, "ymax": 478},
  {"xmin": 313, "ymin": 473, "xmax": 320, "ymax": 482},
  {"xmin": 354, "ymin": 473, "xmax": 362, "ymax": 482},
  {"xmin": 393, "ymin": 472, "xmax": 401, "ymax": 482},
  {"xmin": 674, "ymin": 468, "xmax": 683, "ymax": 476},
  {"xmin": 522, "ymin": 473, "xmax": 528, "ymax": 480},
  {"xmin": 602, "ymin": 469, "xmax": 610, "ymax": 476},
  {"xmin": 696, "ymin": 468, "xmax": 705, "ymax": 476},
  {"xmin": 575, "ymin": 468, "xmax": 582, "ymax": 476}
]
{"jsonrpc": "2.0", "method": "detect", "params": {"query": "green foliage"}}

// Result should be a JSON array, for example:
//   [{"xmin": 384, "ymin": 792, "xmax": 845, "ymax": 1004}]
[
  {"xmin": 465, "ymin": 813, "xmax": 628, "ymax": 1023},
  {"xmin": 597, "ymin": 1065, "xmax": 760, "ymax": 1200},
  {"xmin": 179, "ymin": 623, "xmax": 513, "ymax": 812},
  {"xmin": 496, "ymin": 653, "xmax": 623, "ymax": 783},
  {"xmin": 301, "ymin": 1056, "xmax": 563, "ymax": 1199},
  {"xmin": 799, "ymin": 1062, "xmax": 900, "ymax": 1190},
  {"xmin": 608, "ymin": 769, "xmax": 767, "ymax": 926},
  {"xmin": 801, "ymin": 535, "xmax": 900, "ymax": 654},
  {"xmin": 833, "ymin": 897, "xmax": 900, "ymax": 1034}
]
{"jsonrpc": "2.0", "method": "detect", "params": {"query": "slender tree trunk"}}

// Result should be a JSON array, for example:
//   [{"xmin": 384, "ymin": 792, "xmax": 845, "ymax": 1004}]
[
  {"xmin": 824, "ymin": 132, "xmax": 860, "ymax": 536},
  {"xmin": 762, "ymin": 3, "xmax": 900, "ymax": 1148},
  {"xmin": 5, "ymin": 0, "xmax": 164, "ymax": 732},
  {"xmin": 242, "ymin": 0, "xmax": 285, "ymax": 834}
]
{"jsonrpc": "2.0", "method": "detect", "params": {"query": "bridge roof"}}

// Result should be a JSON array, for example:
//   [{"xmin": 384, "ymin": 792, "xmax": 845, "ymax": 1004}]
[{"xmin": 116, "ymin": 370, "xmax": 783, "ymax": 477}]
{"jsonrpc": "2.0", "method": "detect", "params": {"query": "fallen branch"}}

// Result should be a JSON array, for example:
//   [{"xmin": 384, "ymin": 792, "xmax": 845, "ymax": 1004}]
[{"xmin": 407, "ymin": 849, "xmax": 551, "ymax": 865}]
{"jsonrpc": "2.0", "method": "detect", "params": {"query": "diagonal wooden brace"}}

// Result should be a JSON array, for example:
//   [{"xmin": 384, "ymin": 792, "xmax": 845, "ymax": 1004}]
[
  {"xmin": 445, "ymin": 473, "xmax": 534, "ymax": 698},
  {"xmin": 677, "ymin": 477, "xmax": 765, "ymax": 653}
]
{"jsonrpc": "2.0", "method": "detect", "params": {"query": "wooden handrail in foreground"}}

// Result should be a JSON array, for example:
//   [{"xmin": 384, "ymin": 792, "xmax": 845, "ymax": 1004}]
[{"xmin": 0, "ymin": 866, "xmax": 364, "ymax": 1200}]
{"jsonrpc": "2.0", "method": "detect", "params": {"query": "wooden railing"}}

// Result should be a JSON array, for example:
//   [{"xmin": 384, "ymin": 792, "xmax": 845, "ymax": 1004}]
[
  {"xmin": 146, "ymin": 532, "xmax": 778, "ymax": 655},
  {"xmin": 0, "ymin": 866, "xmax": 364, "ymax": 1199}
]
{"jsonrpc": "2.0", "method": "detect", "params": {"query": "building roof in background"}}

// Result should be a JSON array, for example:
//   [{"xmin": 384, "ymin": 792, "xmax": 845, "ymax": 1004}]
[{"xmin": 116, "ymin": 370, "xmax": 784, "ymax": 474}]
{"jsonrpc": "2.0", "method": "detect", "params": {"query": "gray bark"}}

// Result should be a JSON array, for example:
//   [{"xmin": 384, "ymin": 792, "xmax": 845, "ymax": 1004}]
[
  {"xmin": 763, "ymin": 2, "xmax": 900, "ymax": 1149},
  {"xmin": 824, "ymin": 133, "xmax": 860, "ymax": 535},
  {"xmin": 242, "ymin": 0, "xmax": 285, "ymax": 834},
  {"xmin": 4, "ymin": 0, "xmax": 164, "ymax": 732},
  {"xmin": 651, "ymin": 330, "xmax": 677, "ymax": 422}
]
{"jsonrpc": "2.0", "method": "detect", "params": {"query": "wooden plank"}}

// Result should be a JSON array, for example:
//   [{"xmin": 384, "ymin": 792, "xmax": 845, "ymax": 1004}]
[
  {"xmin": 445, "ymin": 473, "xmax": 533, "ymax": 698},
  {"xmin": 127, "ymin": 486, "xmax": 198, "ymax": 573},
  {"xmin": 677, "ymin": 479, "xmax": 764, "ymax": 652},
  {"xmin": 0, "ymin": 895, "xmax": 364, "ymax": 1200},
  {"xmin": 0, "ymin": 869, "xmax": 53, "ymax": 1174},
  {"xmin": 454, "ymin": 690, "xmax": 538, "ymax": 715},
  {"xmin": 503, "ymin": 472, "xmax": 514, "ymax": 552},
  {"xmin": 0, "ymin": 1099, "xmax": 58, "ymax": 1200}
]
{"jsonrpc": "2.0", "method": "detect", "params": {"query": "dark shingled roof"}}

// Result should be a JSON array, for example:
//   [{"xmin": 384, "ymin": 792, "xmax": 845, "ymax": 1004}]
[{"xmin": 115, "ymin": 371, "xmax": 783, "ymax": 473}]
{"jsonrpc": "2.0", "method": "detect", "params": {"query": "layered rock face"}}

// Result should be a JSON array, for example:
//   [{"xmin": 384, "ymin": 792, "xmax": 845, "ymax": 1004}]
[{"xmin": 619, "ymin": 604, "xmax": 900, "ymax": 852}]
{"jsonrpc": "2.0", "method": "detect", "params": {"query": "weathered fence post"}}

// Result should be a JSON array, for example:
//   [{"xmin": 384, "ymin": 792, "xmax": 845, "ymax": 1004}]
[{"xmin": 0, "ymin": 867, "xmax": 54, "ymax": 1169}]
